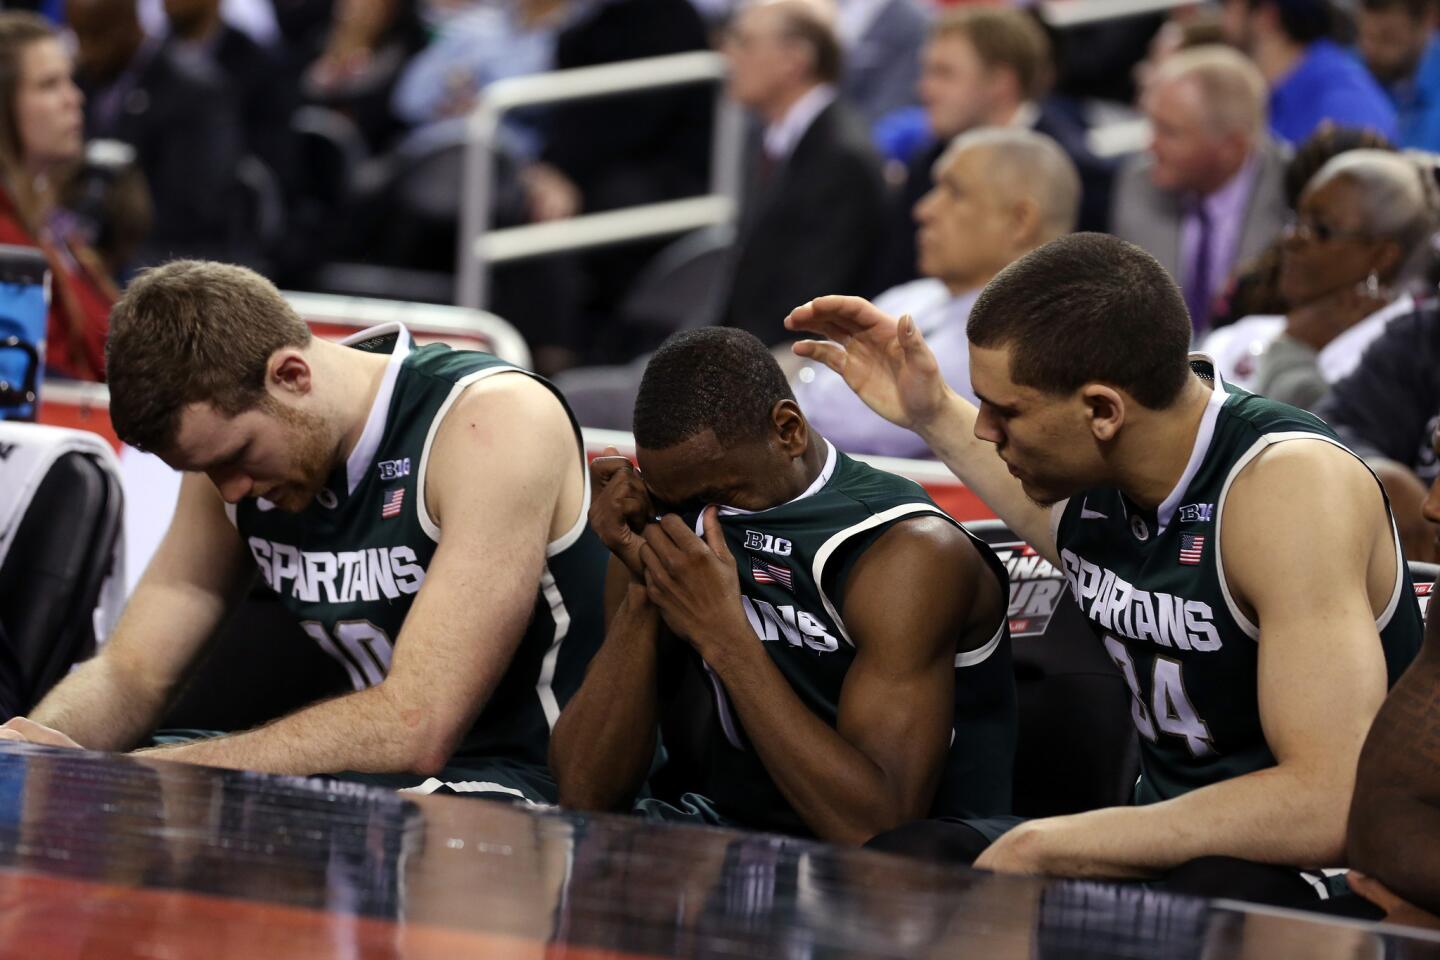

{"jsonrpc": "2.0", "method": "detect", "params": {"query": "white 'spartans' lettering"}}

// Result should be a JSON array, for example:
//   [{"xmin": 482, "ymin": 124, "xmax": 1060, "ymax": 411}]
[
  {"xmin": 1060, "ymin": 549, "xmax": 1221, "ymax": 652},
  {"xmin": 248, "ymin": 538, "xmax": 426, "ymax": 603}
]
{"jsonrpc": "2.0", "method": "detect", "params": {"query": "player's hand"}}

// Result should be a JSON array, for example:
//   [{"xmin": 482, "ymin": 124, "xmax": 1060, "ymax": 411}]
[
  {"xmin": 0, "ymin": 717, "xmax": 83, "ymax": 750},
  {"xmin": 785, "ymin": 296, "xmax": 949, "ymax": 432},
  {"xmin": 1348, "ymin": 871, "xmax": 1440, "ymax": 930},
  {"xmin": 588, "ymin": 448, "xmax": 653, "ymax": 578},
  {"xmin": 639, "ymin": 509, "xmax": 748, "ymax": 658}
]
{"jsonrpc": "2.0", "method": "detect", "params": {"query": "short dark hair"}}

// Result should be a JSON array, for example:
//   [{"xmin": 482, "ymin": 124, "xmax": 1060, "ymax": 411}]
[
  {"xmin": 1249, "ymin": 0, "xmax": 1335, "ymax": 44},
  {"xmin": 107, "ymin": 260, "xmax": 312, "ymax": 453},
  {"xmin": 967, "ymin": 233, "xmax": 1193, "ymax": 410},
  {"xmin": 633, "ymin": 327, "xmax": 795, "ymax": 450}
]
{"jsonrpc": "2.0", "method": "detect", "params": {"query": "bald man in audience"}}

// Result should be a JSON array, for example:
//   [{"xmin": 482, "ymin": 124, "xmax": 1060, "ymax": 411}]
[
  {"xmin": 794, "ymin": 127, "xmax": 1079, "ymax": 458},
  {"xmin": 1113, "ymin": 45, "xmax": 1289, "ymax": 336}
]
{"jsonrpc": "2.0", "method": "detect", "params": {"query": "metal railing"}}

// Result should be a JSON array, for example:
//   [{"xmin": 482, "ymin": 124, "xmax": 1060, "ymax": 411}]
[
  {"xmin": 457, "ymin": 51, "xmax": 745, "ymax": 309},
  {"xmin": 1038, "ymin": 0, "xmax": 1191, "ymax": 28}
]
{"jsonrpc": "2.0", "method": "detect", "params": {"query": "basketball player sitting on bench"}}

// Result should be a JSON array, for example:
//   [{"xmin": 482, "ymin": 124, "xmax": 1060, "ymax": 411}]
[
  {"xmin": 0, "ymin": 261, "xmax": 607, "ymax": 803},
  {"xmin": 549, "ymin": 328, "xmax": 1015, "ymax": 843},
  {"xmin": 786, "ymin": 232, "xmax": 1421, "ymax": 906}
]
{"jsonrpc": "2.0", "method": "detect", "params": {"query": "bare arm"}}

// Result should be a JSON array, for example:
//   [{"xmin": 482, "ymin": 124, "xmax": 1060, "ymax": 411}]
[
  {"xmin": 138, "ymin": 375, "xmax": 575, "ymax": 774},
  {"xmin": 785, "ymin": 296, "xmax": 1057, "ymax": 562},
  {"xmin": 640, "ymin": 511, "xmax": 990, "ymax": 845},
  {"xmin": 978, "ymin": 443, "xmax": 1393, "ymax": 876},
  {"xmin": 551, "ymin": 557, "xmax": 665, "ymax": 811},
  {"xmin": 28, "ymin": 473, "xmax": 254, "ymax": 749},
  {"xmin": 1348, "ymin": 595, "xmax": 1440, "ymax": 912}
]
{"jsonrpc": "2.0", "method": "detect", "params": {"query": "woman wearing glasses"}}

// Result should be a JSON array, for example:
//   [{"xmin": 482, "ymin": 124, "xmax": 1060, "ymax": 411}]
[{"xmin": 1203, "ymin": 148, "xmax": 1438, "ymax": 410}]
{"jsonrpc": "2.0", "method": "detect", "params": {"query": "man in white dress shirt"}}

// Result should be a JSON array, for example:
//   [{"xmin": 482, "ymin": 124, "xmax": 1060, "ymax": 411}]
[{"xmin": 796, "ymin": 127, "xmax": 1079, "ymax": 458}]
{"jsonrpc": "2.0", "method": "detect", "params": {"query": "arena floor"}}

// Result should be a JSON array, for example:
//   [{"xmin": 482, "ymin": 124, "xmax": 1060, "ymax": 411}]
[{"xmin": 0, "ymin": 744, "xmax": 1434, "ymax": 960}]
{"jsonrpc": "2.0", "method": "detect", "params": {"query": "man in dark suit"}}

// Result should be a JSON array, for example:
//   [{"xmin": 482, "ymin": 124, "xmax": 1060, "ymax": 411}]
[
  {"xmin": 721, "ymin": 0, "xmax": 886, "ymax": 345},
  {"xmin": 876, "ymin": 5, "xmax": 1113, "ymax": 292},
  {"xmin": 164, "ymin": 0, "xmax": 300, "ymax": 199},
  {"xmin": 69, "ymin": 0, "xmax": 244, "ymax": 263},
  {"xmin": 1111, "ymin": 45, "xmax": 1289, "ymax": 337}
]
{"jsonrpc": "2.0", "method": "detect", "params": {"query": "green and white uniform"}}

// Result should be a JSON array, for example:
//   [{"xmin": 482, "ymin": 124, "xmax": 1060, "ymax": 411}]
[
  {"xmin": 229, "ymin": 323, "xmax": 608, "ymax": 802},
  {"xmin": 641, "ymin": 441, "xmax": 1016, "ymax": 836},
  {"xmin": 1052, "ymin": 360, "xmax": 1422, "ymax": 807}
]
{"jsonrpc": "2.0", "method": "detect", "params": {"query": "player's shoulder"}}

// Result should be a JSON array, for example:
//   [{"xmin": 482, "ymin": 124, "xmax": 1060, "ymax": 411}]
[{"xmin": 433, "ymin": 370, "xmax": 576, "ymax": 464}]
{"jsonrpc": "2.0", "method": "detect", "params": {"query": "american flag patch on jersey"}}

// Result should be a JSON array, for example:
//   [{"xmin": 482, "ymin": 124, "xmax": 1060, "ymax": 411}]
[
  {"xmin": 1178, "ymin": 533, "xmax": 1205, "ymax": 565},
  {"xmin": 751, "ymin": 557, "xmax": 794, "ymax": 590},
  {"xmin": 381, "ymin": 487, "xmax": 405, "ymax": 519}
]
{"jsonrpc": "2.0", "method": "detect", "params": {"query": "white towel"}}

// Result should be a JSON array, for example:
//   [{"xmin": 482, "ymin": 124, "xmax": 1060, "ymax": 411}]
[{"xmin": 0, "ymin": 422, "xmax": 126, "ymax": 644}]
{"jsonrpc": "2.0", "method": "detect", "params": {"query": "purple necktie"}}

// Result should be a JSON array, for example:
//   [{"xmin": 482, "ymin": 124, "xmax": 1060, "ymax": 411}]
[{"xmin": 1184, "ymin": 201, "xmax": 1213, "ymax": 335}]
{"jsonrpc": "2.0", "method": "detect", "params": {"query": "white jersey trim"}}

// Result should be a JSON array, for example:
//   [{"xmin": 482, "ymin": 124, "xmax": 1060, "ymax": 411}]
[
  {"xmin": 812, "ymin": 502, "xmax": 965, "ymax": 651},
  {"xmin": 535, "ymin": 563, "xmax": 572, "ymax": 730},
  {"xmin": 415, "ymin": 365, "xmax": 588, "ymax": 554},
  {"xmin": 714, "ymin": 440, "xmax": 837, "ymax": 518},
  {"xmin": 1215, "ymin": 431, "xmax": 1408, "ymax": 642},
  {"xmin": 1155, "ymin": 367, "xmax": 1227, "ymax": 536},
  {"xmin": 339, "ymin": 322, "xmax": 413, "ymax": 495}
]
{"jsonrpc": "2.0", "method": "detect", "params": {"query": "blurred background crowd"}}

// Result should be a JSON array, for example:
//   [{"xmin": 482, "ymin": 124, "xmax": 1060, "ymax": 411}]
[{"xmin": 3, "ymin": 0, "xmax": 1439, "ymax": 560}]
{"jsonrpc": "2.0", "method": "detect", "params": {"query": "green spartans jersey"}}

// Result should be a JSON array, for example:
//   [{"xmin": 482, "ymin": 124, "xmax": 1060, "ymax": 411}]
[
  {"xmin": 230, "ymin": 323, "xmax": 607, "ymax": 767},
  {"xmin": 668, "ymin": 441, "xmax": 1016, "ymax": 836},
  {"xmin": 1053, "ymin": 360, "xmax": 1422, "ymax": 805}
]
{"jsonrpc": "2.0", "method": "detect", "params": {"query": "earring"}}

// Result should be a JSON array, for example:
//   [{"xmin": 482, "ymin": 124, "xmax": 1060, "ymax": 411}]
[{"xmin": 1366, "ymin": 270, "xmax": 1381, "ymax": 296}]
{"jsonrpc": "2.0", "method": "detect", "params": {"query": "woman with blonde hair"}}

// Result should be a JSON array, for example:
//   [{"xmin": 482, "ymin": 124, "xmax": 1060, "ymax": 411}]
[{"xmin": 0, "ymin": 12, "xmax": 117, "ymax": 381}]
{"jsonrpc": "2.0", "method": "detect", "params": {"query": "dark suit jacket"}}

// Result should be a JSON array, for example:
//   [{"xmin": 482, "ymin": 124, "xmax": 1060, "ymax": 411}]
[
  {"xmin": 1110, "ymin": 136, "xmax": 1290, "ymax": 293},
  {"xmin": 543, "ymin": 0, "xmax": 711, "ymax": 210},
  {"xmin": 874, "ymin": 99, "xmax": 1114, "ymax": 292},
  {"xmin": 81, "ymin": 45, "xmax": 244, "ymax": 262},
  {"xmin": 213, "ymin": 26, "xmax": 300, "ymax": 196},
  {"xmin": 722, "ymin": 100, "xmax": 887, "ymax": 344}
]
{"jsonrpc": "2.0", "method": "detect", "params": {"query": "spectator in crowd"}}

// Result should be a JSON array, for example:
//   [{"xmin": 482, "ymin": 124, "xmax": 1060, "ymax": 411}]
[
  {"xmin": 878, "ymin": 6, "xmax": 1109, "ymax": 291},
  {"xmin": 796, "ymin": 127, "xmax": 1079, "ymax": 458},
  {"xmin": 0, "ymin": 13, "xmax": 116, "ymax": 382},
  {"xmin": 835, "ymin": 0, "xmax": 930, "ymax": 126},
  {"xmin": 1202, "ymin": 150, "xmax": 1436, "ymax": 410},
  {"xmin": 1357, "ymin": 0, "xmax": 1440, "ymax": 151},
  {"xmin": 1209, "ymin": 123, "xmax": 1396, "ymax": 328},
  {"xmin": 57, "ymin": 140, "xmax": 154, "ymax": 280},
  {"xmin": 1224, "ymin": 0, "xmax": 1399, "ymax": 145},
  {"xmin": 1316, "ymin": 303, "xmax": 1440, "ymax": 562},
  {"xmin": 539, "ymin": 0, "xmax": 711, "ymax": 277},
  {"xmin": 68, "ymin": 0, "xmax": 244, "ymax": 262},
  {"xmin": 720, "ymin": 0, "xmax": 885, "ymax": 345},
  {"xmin": 1112, "ymin": 46, "xmax": 1289, "ymax": 337},
  {"xmin": 1132, "ymin": 7, "xmax": 1228, "ymax": 92},
  {"xmin": 1347, "ymin": 437, "xmax": 1440, "ymax": 925},
  {"xmin": 163, "ymin": 0, "xmax": 299, "ymax": 197}
]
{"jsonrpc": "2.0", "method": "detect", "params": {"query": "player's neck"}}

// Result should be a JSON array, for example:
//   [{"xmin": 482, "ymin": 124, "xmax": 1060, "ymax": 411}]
[
  {"xmin": 788, "ymin": 435, "xmax": 828, "ymax": 497},
  {"xmin": 318, "ymin": 339, "xmax": 394, "ymax": 471},
  {"xmin": 1109, "ymin": 374, "xmax": 1214, "ymax": 512}
]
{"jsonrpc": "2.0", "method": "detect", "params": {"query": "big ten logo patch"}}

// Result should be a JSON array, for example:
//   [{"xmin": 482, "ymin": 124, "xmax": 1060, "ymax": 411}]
[
  {"xmin": 744, "ymin": 530, "xmax": 792, "ymax": 556},
  {"xmin": 991, "ymin": 540, "xmax": 1064, "ymax": 638},
  {"xmin": 378, "ymin": 458, "xmax": 412, "ymax": 481},
  {"xmin": 1177, "ymin": 503, "xmax": 1215, "ymax": 524}
]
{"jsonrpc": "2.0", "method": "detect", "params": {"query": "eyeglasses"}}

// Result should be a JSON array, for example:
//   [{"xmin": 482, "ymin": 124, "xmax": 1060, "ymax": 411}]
[{"xmin": 1282, "ymin": 218, "xmax": 1374, "ymax": 244}]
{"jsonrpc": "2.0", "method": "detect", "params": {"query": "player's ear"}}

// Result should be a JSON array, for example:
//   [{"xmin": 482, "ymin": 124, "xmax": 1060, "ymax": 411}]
[
  {"xmin": 773, "ymin": 399, "xmax": 807, "ymax": 457},
  {"xmin": 268, "ymin": 349, "xmax": 312, "ymax": 397},
  {"xmin": 1079, "ymin": 383, "xmax": 1125, "ymax": 442}
]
